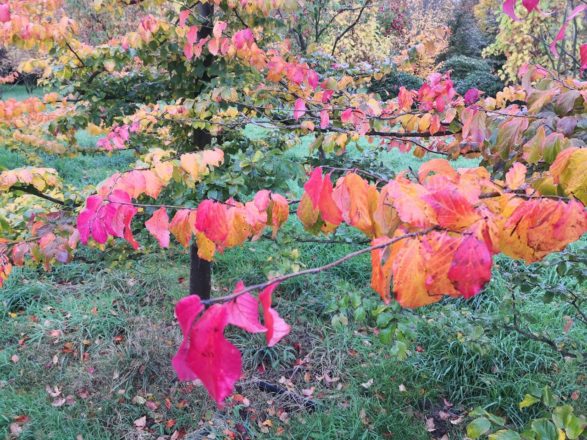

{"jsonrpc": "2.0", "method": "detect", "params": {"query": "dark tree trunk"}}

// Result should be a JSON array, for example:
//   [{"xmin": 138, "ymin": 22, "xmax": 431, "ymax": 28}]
[
  {"xmin": 189, "ymin": 243, "xmax": 211, "ymax": 299},
  {"xmin": 187, "ymin": 3, "xmax": 215, "ymax": 301}
]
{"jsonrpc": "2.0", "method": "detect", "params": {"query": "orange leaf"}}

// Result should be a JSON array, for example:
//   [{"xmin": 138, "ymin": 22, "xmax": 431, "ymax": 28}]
[
  {"xmin": 505, "ymin": 162, "xmax": 527, "ymax": 190},
  {"xmin": 392, "ymin": 238, "xmax": 440, "ymax": 308},
  {"xmin": 423, "ymin": 188, "xmax": 480, "ymax": 230}
]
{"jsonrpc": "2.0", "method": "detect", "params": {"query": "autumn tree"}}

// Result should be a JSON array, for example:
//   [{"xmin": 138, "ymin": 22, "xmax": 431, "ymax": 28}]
[{"xmin": 0, "ymin": 0, "xmax": 586, "ymax": 408}]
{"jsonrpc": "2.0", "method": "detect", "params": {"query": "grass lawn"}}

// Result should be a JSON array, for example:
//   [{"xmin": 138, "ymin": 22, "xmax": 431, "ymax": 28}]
[{"xmin": 1, "ymin": 86, "xmax": 586, "ymax": 439}]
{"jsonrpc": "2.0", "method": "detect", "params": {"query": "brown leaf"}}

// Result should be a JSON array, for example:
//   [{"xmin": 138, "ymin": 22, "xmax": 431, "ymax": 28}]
[
  {"xmin": 426, "ymin": 417, "xmax": 436, "ymax": 432},
  {"xmin": 12, "ymin": 415, "xmax": 29, "ymax": 424}
]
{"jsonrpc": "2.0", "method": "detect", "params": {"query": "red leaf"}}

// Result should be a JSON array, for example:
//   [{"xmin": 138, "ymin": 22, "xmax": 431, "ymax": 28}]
[
  {"xmin": 448, "ymin": 235, "xmax": 492, "ymax": 298},
  {"xmin": 145, "ymin": 207, "xmax": 170, "ymax": 248},
  {"xmin": 196, "ymin": 200, "xmax": 229, "ymax": 247},
  {"xmin": 226, "ymin": 281, "xmax": 267, "ymax": 333},
  {"xmin": 258, "ymin": 283, "xmax": 290, "ymax": 347},
  {"xmin": 173, "ymin": 303, "xmax": 242, "ymax": 406}
]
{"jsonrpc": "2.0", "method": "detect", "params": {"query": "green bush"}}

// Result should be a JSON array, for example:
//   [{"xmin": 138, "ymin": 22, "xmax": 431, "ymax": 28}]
[
  {"xmin": 368, "ymin": 71, "xmax": 424, "ymax": 98},
  {"xmin": 455, "ymin": 71, "xmax": 504, "ymax": 97},
  {"xmin": 439, "ymin": 55, "xmax": 493, "ymax": 80}
]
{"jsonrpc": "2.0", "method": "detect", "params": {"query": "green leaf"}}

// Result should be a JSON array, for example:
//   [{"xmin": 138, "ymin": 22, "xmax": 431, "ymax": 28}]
[
  {"xmin": 353, "ymin": 307, "xmax": 366, "ymax": 322},
  {"xmin": 519, "ymin": 394, "xmax": 541, "ymax": 409},
  {"xmin": 552, "ymin": 405, "xmax": 573, "ymax": 430},
  {"xmin": 564, "ymin": 414, "xmax": 586, "ymax": 439},
  {"xmin": 552, "ymin": 405, "xmax": 586, "ymax": 439},
  {"xmin": 467, "ymin": 417, "xmax": 492, "ymax": 439},
  {"xmin": 486, "ymin": 413, "xmax": 506, "ymax": 427},
  {"xmin": 542, "ymin": 386, "xmax": 555, "ymax": 408},
  {"xmin": 489, "ymin": 430, "xmax": 522, "ymax": 440},
  {"xmin": 530, "ymin": 419, "xmax": 557, "ymax": 440},
  {"xmin": 376, "ymin": 312, "xmax": 393, "ymax": 328}
]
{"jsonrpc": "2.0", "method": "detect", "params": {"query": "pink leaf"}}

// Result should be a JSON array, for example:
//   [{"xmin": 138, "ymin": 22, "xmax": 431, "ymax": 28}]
[
  {"xmin": 341, "ymin": 108, "xmax": 353, "ymax": 123},
  {"xmin": 550, "ymin": 5, "xmax": 586, "ymax": 56},
  {"xmin": 464, "ymin": 88, "xmax": 481, "ymax": 106},
  {"xmin": 293, "ymin": 98, "xmax": 306, "ymax": 121},
  {"xmin": 448, "ymin": 236, "xmax": 492, "ymax": 298},
  {"xmin": 77, "ymin": 195, "xmax": 109, "ymax": 244},
  {"xmin": 0, "ymin": 4, "xmax": 10, "ymax": 23},
  {"xmin": 173, "ymin": 304, "xmax": 242, "ymax": 406},
  {"xmin": 521, "ymin": 0, "xmax": 539, "ymax": 13},
  {"xmin": 178, "ymin": 9, "xmax": 190, "ymax": 27},
  {"xmin": 213, "ymin": 21, "xmax": 227, "ymax": 39},
  {"xmin": 105, "ymin": 190, "xmax": 139, "ymax": 249},
  {"xmin": 503, "ymin": 0, "xmax": 519, "ymax": 20},
  {"xmin": 145, "ymin": 207, "xmax": 170, "ymax": 248},
  {"xmin": 172, "ymin": 295, "xmax": 204, "ymax": 381},
  {"xmin": 226, "ymin": 281, "xmax": 267, "ymax": 333},
  {"xmin": 320, "ymin": 109, "xmax": 330, "ymax": 129},
  {"xmin": 183, "ymin": 43, "xmax": 193, "ymax": 60},
  {"xmin": 186, "ymin": 26, "xmax": 199, "ymax": 45},
  {"xmin": 258, "ymin": 283, "xmax": 290, "ymax": 347},
  {"xmin": 581, "ymin": 44, "xmax": 587, "ymax": 71},
  {"xmin": 304, "ymin": 167, "xmax": 323, "ymax": 208}
]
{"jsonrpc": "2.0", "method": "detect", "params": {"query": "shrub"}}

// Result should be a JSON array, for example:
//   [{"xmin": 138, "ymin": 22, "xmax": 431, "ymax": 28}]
[
  {"xmin": 368, "ymin": 71, "xmax": 424, "ymax": 98},
  {"xmin": 455, "ymin": 70, "xmax": 504, "ymax": 97},
  {"xmin": 438, "ymin": 55, "xmax": 493, "ymax": 80}
]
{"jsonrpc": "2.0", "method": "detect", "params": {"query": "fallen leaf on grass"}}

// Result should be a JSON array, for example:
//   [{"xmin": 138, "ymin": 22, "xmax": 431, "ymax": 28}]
[
  {"xmin": 46, "ymin": 385, "xmax": 61, "ymax": 397},
  {"xmin": 298, "ymin": 386, "xmax": 314, "ymax": 398},
  {"xmin": 51, "ymin": 398, "xmax": 66, "ymax": 407},
  {"xmin": 11, "ymin": 354, "xmax": 19, "ymax": 363},
  {"xmin": 132, "ymin": 395, "xmax": 146, "ymax": 405},
  {"xmin": 361, "ymin": 379, "xmax": 374, "ymax": 389},
  {"xmin": 134, "ymin": 416, "xmax": 147, "ymax": 430},
  {"xmin": 9, "ymin": 423, "xmax": 23, "ymax": 437},
  {"xmin": 145, "ymin": 401, "xmax": 159, "ymax": 411}
]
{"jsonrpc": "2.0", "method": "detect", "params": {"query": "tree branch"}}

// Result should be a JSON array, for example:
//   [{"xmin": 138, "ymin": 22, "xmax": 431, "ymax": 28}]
[
  {"xmin": 330, "ymin": 0, "xmax": 371, "ymax": 56},
  {"xmin": 202, "ymin": 227, "xmax": 438, "ymax": 305},
  {"xmin": 10, "ymin": 185, "xmax": 66, "ymax": 206}
]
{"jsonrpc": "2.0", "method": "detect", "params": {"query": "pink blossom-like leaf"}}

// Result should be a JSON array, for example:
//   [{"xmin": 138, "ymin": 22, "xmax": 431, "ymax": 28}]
[
  {"xmin": 293, "ymin": 98, "xmax": 306, "ymax": 121},
  {"xmin": 258, "ymin": 283, "xmax": 290, "ymax": 347},
  {"xmin": 145, "ymin": 207, "xmax": 170, "ymax": 248},
  {"xmin": 226, "ymin": 281, "xmax": 267, "ymax": 333}
]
